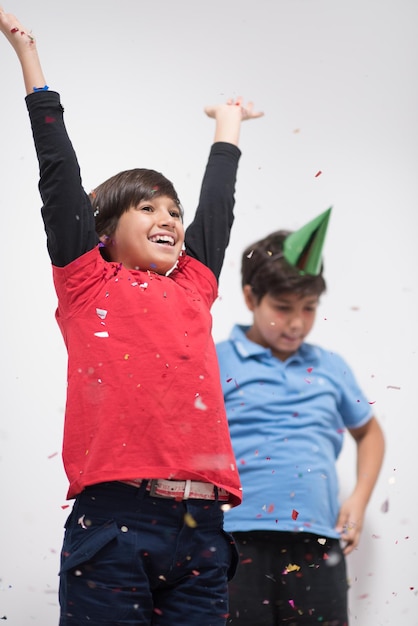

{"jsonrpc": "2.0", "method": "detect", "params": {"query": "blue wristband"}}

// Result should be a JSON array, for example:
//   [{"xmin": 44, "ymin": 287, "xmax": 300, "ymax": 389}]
[{"xmin": 33, "ymin": 85, "xmax": 49, "ymax": 92}]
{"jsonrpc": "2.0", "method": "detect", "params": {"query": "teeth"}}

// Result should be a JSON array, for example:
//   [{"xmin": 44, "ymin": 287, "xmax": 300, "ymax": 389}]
[{"xmin": 149, "ymin": 235, "xmax": 174, "ymax": 246}]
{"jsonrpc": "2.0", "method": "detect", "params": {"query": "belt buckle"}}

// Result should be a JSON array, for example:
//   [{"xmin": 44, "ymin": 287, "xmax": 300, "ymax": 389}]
[{"xmin": 149, "ymin": 479, "xmax": 166, "ymax": 498}]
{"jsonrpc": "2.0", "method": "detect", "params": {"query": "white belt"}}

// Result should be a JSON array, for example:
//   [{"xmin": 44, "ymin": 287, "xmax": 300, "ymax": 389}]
[{"xmin": 121, "ymin": 478, "xmax": 230, "ymax": 501}]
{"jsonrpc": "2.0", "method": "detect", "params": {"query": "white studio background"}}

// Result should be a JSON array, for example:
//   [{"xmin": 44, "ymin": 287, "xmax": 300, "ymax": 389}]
[{"xmin": 0, "ymin": 0, "xmax": 416, "ymax": 623}]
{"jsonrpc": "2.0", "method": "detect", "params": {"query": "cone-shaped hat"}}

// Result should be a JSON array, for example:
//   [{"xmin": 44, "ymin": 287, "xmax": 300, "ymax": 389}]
[{"xmin": 283, "ymin": 207, "xmax": 332, "ymax": 275}]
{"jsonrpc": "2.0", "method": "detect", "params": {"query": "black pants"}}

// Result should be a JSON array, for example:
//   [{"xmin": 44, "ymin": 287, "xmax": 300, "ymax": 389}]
[{"xmin": 227, "ymin": 531, "xmax": 348, "ymax": 626}]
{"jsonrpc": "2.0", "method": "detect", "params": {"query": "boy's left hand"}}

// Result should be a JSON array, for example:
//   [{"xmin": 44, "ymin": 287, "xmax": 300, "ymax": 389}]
[
  {"xmin": 204, "ymin": 96, "xmax": 264, "ymax": 121},
  {"xmin": 335, "ymin": 495, "xmax": 366, "ymax": 555}
]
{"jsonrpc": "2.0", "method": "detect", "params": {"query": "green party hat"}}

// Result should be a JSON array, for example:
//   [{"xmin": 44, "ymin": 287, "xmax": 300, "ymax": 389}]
[{"xmin": 283, "ymin": 207, "xmax": 332, "ymax": 275}]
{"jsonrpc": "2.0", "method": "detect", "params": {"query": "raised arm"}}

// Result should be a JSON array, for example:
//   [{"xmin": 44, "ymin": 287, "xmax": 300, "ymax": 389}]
[
  {"xmin": 0, "ymin": 7, "xmax": 97, "ymax": 266},
  {"xmin": 185, "ymin": 98, "xmax": 263, "ymax": 280}
]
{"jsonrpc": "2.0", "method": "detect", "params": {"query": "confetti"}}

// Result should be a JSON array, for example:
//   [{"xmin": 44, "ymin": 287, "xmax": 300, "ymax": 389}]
[
  {"xmin": 292, "ymin": 509, "xmax": 299, "ymax": 520},
  {"xmin": 47, "ymin": 452, "xmax": 58, "ymax": 459},
  {"xmin": 314, "ymin": 170, "xmax": 322, "ymax": 177},
  {"xmin": 284, "ymin": 563, "xmax": 301, "ymax": 573},
  {"xmin": 96, "ymin": 308, "xmax": 107, "ymax": 320},
  {"xmin": 78, "ymin": 515, "xmax": 89, "ymax": 529},
  {"xmin": 194, "ymin": 395, "xmax": 207, "ymax": 411},
  {"xmin": 184, "ymin": 512, "xmax": 197, "ymax": 528},
  {"xmin": 94, "ymin": 331, "xmax": 109, "ymax": 338},
  {"xmin": 380, "ymin": 499, "xmax": 389, "ymax": 513}
]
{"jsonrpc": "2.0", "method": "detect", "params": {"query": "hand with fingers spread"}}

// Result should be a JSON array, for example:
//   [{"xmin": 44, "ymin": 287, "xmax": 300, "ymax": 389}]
[{"xmin": 204, "ymin": 96, "xmax": 264, "ymax": 146}]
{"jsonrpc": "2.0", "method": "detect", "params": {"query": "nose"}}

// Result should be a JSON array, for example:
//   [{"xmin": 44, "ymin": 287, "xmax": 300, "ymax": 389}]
[
  {"xmin": 288, "ymin": 313, "xmax": 304, "ymax": 331},
  {"xmin": 158, "ymin": 210, "xmax": 175, "ymax": 228}
]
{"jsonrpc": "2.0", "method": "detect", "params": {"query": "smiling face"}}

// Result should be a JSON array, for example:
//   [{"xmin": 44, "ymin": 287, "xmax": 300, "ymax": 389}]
[
  {"xmin": 104, "ymin": 195, "xmax": 185, "ymax": 274},
  {"xmin": 244, "ymin": 286, "xmax": 319, "ymax": 361}
]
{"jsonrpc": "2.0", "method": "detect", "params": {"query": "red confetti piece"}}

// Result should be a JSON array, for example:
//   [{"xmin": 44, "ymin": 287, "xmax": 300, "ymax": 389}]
[
  {"xmin": 306, "ymin": 367, "xmax": 313, "ymax": 373},
  {"xmin": 292, "ymin": 509, "xmax": 299, "ymax": 520},
  {"xmin": 45, "ymin": 116, "xmax": 56, "ymax": 124},
  {"xmin": 61, "ymin": 504, "xmax": 70, "ymax": 509},
  {"xmin": 314, "ymin": 170, "xmax": 322, "ymax": 177},
  {"xmin": 368, "ymin": 400, "xmax": 376, "ymax": 405},
  {"xmin": 267, "ymin": 504, "xmax": 275, "ymax": 513},
  {"xmin": 241, "ymin": 558, "xmax": 253, "ymax": 565}
]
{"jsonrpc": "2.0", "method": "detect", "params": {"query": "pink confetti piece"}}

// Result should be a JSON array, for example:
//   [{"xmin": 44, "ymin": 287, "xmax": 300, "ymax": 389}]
[
  {"xmin": 306, "ymin": 367, "xmax": 313, "ymax": 373},
  {"xmin": 381, "ymin": 499, "xmax": 389, "ymax": 513},
  {"xmin": 47, "ymin": 452, "xmax": 58, "ymax": 459}
]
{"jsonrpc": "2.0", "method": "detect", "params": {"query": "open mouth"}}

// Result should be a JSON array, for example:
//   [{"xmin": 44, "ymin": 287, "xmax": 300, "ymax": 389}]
[{"xmin": 148, "ymin": 235, "xmax": 175, "ymax": 247}]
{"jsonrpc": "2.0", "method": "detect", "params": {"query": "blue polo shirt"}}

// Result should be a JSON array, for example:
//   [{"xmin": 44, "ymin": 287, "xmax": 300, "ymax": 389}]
[{"xmin": 217, "ymin": 325, "xmax": 373, "ymax": 538}]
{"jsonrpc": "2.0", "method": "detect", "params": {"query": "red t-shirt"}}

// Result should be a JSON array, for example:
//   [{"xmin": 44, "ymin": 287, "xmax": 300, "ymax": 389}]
[{"xmin": 53, "ymin": 246, "xmax": 242, "ymax": 506}]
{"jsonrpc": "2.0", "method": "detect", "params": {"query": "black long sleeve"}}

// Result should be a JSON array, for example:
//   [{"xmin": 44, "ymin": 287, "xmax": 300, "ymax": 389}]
[
  {"xmin": 185, "ymin": 142, "xmax": 241, "ymax": 281},
  {"xmin": 26, "ymin": 90, "xmax": 98, "ymax": 267}
]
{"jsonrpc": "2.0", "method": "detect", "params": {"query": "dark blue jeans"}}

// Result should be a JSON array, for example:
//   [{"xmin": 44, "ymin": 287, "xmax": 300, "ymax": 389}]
[
  {"xmin": 59, "ymin": 481, "xmax": 238, "ymax": 625},
  {"xmin": 227, "ymin": 531, "xmax": 348, "ymax": 626}
]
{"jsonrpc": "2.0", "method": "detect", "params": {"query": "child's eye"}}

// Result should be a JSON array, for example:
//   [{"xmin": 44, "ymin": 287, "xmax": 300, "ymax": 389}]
[
  {"xmin": 170, "ymin": 210, "xmax": 181, "ymax": 219},
  {"xmin": 140, "ymin": 205, "xmax": 153, "ymax": 212}
]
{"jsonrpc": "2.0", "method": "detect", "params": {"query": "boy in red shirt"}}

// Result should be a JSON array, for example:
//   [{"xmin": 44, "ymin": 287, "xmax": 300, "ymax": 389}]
[{"xmin": 0, "ymin": 7, "xmax": 263, "ymax": 625}]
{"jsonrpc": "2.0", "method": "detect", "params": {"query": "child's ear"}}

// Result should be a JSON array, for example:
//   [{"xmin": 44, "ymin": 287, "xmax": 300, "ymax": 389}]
[
  {"xmin": 243, "ymin": 285, "xmax": 257, "ymax": 312},
  {"xmin": 99, "ymin": 234, "xmax": 111, "ymax": 246}
]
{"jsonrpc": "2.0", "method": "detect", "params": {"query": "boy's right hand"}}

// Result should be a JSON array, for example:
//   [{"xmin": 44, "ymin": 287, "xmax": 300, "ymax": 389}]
[
  {"xmin": 0, "ymin": 6, "xmax": 46, "ymax": 95},
  {"xmin": 0, "ymin": 6, "xmax": 35, "ymax": 53}
]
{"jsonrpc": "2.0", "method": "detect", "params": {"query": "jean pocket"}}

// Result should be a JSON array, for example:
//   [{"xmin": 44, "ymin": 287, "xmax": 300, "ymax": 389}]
[{"xmin": 60, "ymin": 519, "xmax": 120, "ymax": 574}]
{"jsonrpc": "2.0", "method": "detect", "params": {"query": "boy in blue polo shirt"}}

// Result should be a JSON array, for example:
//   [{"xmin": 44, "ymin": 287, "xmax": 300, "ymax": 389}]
[{"xmin": 217, "ymin": 211, "xmax": 385, "ymax": 625}]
